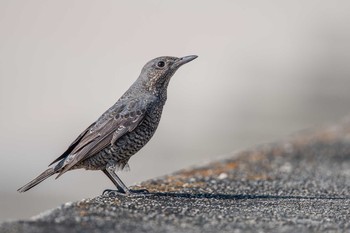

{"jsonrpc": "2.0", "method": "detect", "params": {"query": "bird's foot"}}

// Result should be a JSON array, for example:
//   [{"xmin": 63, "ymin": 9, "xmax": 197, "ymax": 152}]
[{"xmin": 102, "ymin": 188, "xmax": 150, "ymax": 197}]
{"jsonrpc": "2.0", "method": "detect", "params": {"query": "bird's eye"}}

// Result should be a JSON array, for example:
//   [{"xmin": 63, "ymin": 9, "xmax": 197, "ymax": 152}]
[{"xmin": 157, "ymin": 61, "xmax": 165, "ymax": 68}]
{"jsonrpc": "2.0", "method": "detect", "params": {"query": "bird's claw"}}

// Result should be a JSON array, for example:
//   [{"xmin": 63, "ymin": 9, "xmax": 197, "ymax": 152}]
[{"xmin": 103, "ymin": 188, "xmax": 150, "ymax": 197}]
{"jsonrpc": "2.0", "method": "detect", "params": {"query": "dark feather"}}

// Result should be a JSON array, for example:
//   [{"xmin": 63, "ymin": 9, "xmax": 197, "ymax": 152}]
[
  {"xmin": 48, "ymin": 122, "xmax": 96, "ymax": 166},
  {"xmin": 17, "ymin": 168, "xmax": 56, "ymax": 192},
  {"xmin": 55, "ymin": 98, "xmax": 148, "ymax": 177}
]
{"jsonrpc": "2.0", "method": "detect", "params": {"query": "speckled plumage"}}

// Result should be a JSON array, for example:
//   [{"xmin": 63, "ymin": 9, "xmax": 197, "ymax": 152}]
[
  {"xmin": 18, "ymin": 55, "xmax": 197, "ymax": 194},
  {"xmin": 77, "ymin": 97, "xmax": 164, "ymax": 171}
]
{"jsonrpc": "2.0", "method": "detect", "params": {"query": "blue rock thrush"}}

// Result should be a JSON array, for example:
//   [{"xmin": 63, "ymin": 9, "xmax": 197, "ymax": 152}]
[{"xmin": 18, "ymin": 55, "xmax": 198, "ymax": 195}]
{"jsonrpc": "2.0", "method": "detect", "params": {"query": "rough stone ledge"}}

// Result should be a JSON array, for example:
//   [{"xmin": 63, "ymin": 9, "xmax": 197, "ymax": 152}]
[{"xmin": 1, "ymin": 118, "xmax": 350, "ymax": 233}]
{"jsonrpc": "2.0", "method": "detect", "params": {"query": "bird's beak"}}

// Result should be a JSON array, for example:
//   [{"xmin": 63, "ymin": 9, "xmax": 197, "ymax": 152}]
[{"xmin": 173, "ymin": 55, "xmax": 198, "ymax": 68}]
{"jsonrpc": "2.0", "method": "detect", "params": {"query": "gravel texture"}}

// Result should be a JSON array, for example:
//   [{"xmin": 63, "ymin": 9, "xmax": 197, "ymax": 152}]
[{"xmin": 1, "ymin": 119, "xmax": 350, "ymax": 233}]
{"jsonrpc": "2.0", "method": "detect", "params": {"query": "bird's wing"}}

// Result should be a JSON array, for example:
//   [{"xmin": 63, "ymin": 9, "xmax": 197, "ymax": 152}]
[
  {"xmin": 49, "ymin": 122, "xmax": 96, "ymax": 166},
  {"xmin": 55, "ymin": 98, "xmax": 149, "ymax": 178}
]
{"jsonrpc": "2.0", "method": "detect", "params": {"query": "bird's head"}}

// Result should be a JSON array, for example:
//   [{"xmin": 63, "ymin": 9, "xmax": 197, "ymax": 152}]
[{"xmin": 140, "ymin": 55, "xmax": 197, "ymax": 94}]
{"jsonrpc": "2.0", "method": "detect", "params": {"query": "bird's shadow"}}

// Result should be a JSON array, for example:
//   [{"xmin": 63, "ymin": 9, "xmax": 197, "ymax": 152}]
[{"xmin": 148, "ymin": 192, "xmax": 349, "ymax": 200}]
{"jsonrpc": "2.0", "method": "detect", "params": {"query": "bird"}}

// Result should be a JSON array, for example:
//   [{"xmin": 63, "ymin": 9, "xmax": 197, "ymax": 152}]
[{"xmin": 18, "ymin": 55, "xmax": 198, "ymax": 195}]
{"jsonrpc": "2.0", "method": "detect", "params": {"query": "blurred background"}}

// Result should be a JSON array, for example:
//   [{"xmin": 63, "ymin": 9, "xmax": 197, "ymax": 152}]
[{"xmin": 1, "ymin": 0, "xmax": 350, "ymax": 220}]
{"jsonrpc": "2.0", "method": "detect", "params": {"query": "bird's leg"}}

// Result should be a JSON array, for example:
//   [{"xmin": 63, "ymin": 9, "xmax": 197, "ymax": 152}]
[
  {"xmin": 102, "ymin": 164, "xmax": 149, "ymax": 196},
  {"xmin": 102, "ymin": 168, "xmax": 128, "ymax": 194}
]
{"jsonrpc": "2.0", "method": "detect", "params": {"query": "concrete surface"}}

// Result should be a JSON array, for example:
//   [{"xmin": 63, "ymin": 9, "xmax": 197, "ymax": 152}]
[{"xmin": 1, "ymin": 118, "xmax": 350, "ymax": 233}]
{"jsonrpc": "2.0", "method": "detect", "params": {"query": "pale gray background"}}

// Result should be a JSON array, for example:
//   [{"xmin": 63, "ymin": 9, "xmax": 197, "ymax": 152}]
[{"xmin": 1, "ymin": 0, "xmax": 350, "ymax": 220}]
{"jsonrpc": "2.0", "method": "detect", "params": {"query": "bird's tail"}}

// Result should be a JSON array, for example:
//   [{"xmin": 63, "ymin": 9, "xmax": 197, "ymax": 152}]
[{"xmin": 17, "ymin": 168, "xmax": 56, "ymax": 193}]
